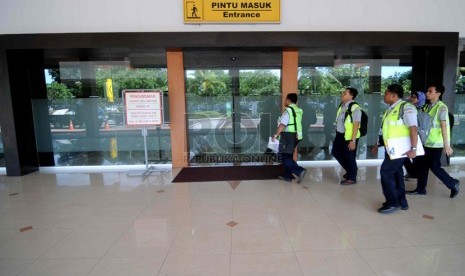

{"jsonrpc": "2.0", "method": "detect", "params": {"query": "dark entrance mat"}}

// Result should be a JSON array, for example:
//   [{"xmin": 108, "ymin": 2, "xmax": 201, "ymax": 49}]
[{"xmin": 172, "ymin": 165, "xmax": 284, "ymax": 183}]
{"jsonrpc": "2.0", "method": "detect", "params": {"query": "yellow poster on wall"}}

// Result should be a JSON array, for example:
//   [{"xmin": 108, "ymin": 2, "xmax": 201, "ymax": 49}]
[
  {"xmin": 110, "ymin": 138, "xmax": 118, "ymax": 158},
  {"xmin": 106, "ymin": 79, "xmax": 114, "ymax": 103},
  {"xmin": 184, "ymin": 0, "xmax": 280, "ymax": 23}
]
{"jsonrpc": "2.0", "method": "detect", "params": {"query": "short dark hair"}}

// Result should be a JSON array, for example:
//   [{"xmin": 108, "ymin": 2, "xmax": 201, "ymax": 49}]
[
  {"xmin": 286, "ymin": 93, "xmax": 298, "ymax": 104},
  {"xmin": 346, "ymin": 87, "xmax": 358, "ymax": 100},
  {"xmin": 428, "ymin": 83, "xmax": 445, "ymax": 94},
  {"xmin": 386, "ymin": 84, "xmax": 404, "ymax": 98}
]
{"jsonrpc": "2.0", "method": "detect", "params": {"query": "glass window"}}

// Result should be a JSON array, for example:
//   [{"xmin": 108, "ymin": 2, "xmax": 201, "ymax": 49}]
[
  {"xmin": 298, "ymin": 47, "xmax": 412, "ymax": 161},
  {"xmin": 0, "ymin": 123, "xmax": 4, "ymax": 167},
  {"xmin": 453, "ymin": 41, "xmax": 465, "ymax": 154},
  {"xmin": 33, "ymin": 49, "xmax": 170, "ymax": 166},
  {"xmin": 185, "ymin": 69, "xmax": 281, "ymax": 164}
]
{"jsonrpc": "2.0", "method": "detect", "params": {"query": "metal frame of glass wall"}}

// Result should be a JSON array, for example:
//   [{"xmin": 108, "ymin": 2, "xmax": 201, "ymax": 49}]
[{"xmin": 0, "ymin": 32, "xmax": 462, "ymax": 174}]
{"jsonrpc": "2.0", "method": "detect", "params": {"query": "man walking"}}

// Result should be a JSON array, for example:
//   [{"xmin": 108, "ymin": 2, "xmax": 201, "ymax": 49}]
[
  {"xmin": 273, "ymin": 93, "xmax": 306, "ymax": 183},
  {"xmin": 406, "ymin": 84, "xmax": 460, "ymax": 198},
  {"xmin": 373, "ymin": 84, "xmax": 418, "ymax": 214},
  {"xmin": 331, "ymin": 87, "xmax": 361, "ymax": 185}
]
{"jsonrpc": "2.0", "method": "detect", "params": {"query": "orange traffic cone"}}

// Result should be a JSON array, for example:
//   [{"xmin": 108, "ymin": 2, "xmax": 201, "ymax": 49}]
[
  {"xmin": 104, "ymin": 121, "xmax": 110, "ymax": 130},
  {"xmin": 69, "ymin": 120, "xmax": 75, "ymax": 130}
]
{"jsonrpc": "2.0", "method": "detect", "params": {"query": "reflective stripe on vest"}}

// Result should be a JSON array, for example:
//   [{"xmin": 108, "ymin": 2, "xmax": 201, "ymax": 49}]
[
  {"xmin": 424, "ymin": 101, "xmax": 449, "ymax": 148},
  {"xmin": 285, "ymin": 104, "xmax": 303, "ymax": 140},
  {"xmin": 336, "ymin": 103, "xmax": 361, "ymax": 141},
  {"xmin": 382, "ymin": 101, "xmax": 411, "ymax": 144}
]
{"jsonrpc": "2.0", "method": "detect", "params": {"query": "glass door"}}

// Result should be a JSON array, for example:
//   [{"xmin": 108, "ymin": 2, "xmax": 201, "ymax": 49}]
[
  {"xmin": 186, "ymin": 67, "xmax": 281, "ymax": 164},
  {"xmin": 184, "ymin": 48, "xmax": 282, "ymax": 164}
]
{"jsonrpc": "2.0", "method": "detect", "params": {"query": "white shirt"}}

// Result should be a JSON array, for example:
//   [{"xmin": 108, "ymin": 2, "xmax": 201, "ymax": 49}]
[{"xmin": 335, "ymin": 100, "xmax": 362, "ymax": 133}]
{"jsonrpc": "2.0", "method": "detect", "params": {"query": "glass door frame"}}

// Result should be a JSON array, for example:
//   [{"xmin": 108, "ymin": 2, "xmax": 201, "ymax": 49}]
[{"xmin": 183, "ymin": 48, "xmax": 283, "ymax": 164}]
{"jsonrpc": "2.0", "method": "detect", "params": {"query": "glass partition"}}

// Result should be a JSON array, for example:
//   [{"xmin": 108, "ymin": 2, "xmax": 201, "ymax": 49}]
[
  {"xmin": 452, "ymin": 66, "xmax": 465, "ymax": 155},
  {"xmin": 186, "ymin": 69, "xmax": 281, "ymax": 164},
  {"xmin": 298, "ymin": 47, "xmax": 413, "ymax": 161},
  {"xmin": 0, "ymin": 124, "xmax": 4, "ymax": 167},
  {"xmin": 33, "ymin": 49, "xmax": 171, "ymax": 166}
]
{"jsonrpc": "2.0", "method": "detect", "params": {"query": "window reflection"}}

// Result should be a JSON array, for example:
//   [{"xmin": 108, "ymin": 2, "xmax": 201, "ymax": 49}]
[
  {"xmin": 185, "ymin": 69, "xmax": 281, "ymax": 164},
  {"xmin": 0, "ymin": 124, "xmax": 4, "ymax": 167},
  {"xmin": 34, "ymin": 49, "xmax": 171, "ymax": 166},
  {"xmin": 298, "ymin": 47, "xmax": 413, "ymax": 160}
]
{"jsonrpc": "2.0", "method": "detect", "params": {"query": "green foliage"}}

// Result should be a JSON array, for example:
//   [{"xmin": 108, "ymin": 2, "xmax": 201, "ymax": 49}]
[
  {"xmin": 456, "ymin": 68, "xmax": 465, "ymax": 94},
  {"xmin": 239, "ymin": 70, "xmax": 280, "ymax": 96},
  {"xmin": 47, "ymin": 82, "xmax": 74, "ymax": 99},
  {"xmin": 298, "ymin": 65, "xmax": 369, "ymax": 95},
  {"xmin": 95, "ymin": 67, "xmax": 168, "ymax": 98},
  {"xmin": 381, "ymin": 70, "xmax": 412, "ymax": 93},
  {"xmin": 47, "ymin": 64, "xmax": 417, "ymax": 100},
  {"xmin": 299, "ymin": 66, "xmax": 412, "ymax": 95},
  {"xmin": 186, "ymin": 70, "xmax": 230, "ymax": 97},
  {"xmin": 48, "ymin": 68, "xmax": 83, "ymax": 96},
  {"xmin": 47, "ymin": 67, "xmax": 168, "ymax": 99}
]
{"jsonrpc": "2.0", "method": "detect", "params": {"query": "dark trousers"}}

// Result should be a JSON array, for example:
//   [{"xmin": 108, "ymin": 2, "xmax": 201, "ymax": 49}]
[
  {"xmin": 380, "ymin": 153, "xmax": 408, "ymax": 207},
  {"xmin": 415, "ymin": 147, "xmax": 455, "ymax": 192},
  {"xmin": 403, "ymin": 157, "xmax": 418, "ymax": 177},
  {"xmin": 331, "ymin": 132, "xmax": 358, "ymax": 181},
  {"xmin": 280, "ymin": 139, "xmax": 304, "ymax": 179}
]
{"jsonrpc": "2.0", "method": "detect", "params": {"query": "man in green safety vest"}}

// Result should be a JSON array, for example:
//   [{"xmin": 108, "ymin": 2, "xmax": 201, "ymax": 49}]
[
  {"xmin": 406, "ymin": 84, "xmax": 460, "ymax": 198},
  {"xmin": 332, "ymin": 87, "xmax": 361, "ymax": 185},
  {"xmin": 373, "ymin": 84, "xmax": 418, "ymax": 214},
  {"xmin": 272, "ymin": 93, "xmax": 307, "ymax": 183}
]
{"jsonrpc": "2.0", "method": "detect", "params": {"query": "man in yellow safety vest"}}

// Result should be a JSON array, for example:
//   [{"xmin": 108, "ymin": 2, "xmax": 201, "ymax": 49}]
[
  {"xmin": 373, "ymin": 84, "xmax": 418, "ymax": 214},
  {"xmin": 406, "ymin": 84, "xmax": 460, "ymax": 198},
  {"xmin": 332, "ymin": 87, "xmax": 361, "ymax": 185},
  {"xmin": 272, "ymin": 93, "xmax": 306, "ymax": 183}
]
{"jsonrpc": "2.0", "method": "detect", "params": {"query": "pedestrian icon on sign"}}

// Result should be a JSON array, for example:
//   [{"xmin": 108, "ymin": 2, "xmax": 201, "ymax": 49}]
[
  {"xmin": 191, "ymin": 4, "xmax": 198, "ymax": 18},
  {"xmin": 185, "ymin": 1, "xmax": 201, "ymax": 19}
]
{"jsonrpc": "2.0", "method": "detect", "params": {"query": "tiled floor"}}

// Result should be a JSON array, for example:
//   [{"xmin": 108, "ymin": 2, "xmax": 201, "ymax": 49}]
[{"xmin": 1, "ymin": 164, "xmax": 465, "ymax": 276}]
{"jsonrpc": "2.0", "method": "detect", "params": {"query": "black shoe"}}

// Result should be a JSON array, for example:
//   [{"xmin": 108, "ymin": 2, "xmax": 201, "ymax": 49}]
[
  {"xmin": 450, "ymin": 179, "xmax": 460, "ymax": 198},
  {"xmin": 377, "ymin": 205, "xmax": 400, "ymax": 214},
  {"xmin": 383, "ymin": 202, "xmax": 409, "ymax": 211},
  {"xmin": 278, "ymin": 175, "xmax": 291, "ymax": 182},
  {"xmin": 342, "ymin": 173, "xmax": 348, "ymax": 179},
  {"xmin": 297, "ymin": 169, "xmax": 307, "ymax": 184},
  {"xmin": 340, "ymin": 179, "xmax": 357, "ymax": 185},
  {"xmin": 406, "ymin": 190, "xmax": 426, "ymax": 195}
]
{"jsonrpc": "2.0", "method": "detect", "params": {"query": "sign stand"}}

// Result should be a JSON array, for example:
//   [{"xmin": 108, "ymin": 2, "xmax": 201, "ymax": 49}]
[
  {"xmin": 141, "ymin": 126, "xmax": 168, "ymax": 177},
  {"xmin": 123, "ymin": 89, "xmax": 167, "ymax": 179}
]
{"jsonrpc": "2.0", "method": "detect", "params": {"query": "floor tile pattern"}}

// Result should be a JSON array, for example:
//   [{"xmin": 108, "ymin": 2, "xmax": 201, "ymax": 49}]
[{"xmin": 1, "ymin": 164, "xmax": 465, "ymax": 275}]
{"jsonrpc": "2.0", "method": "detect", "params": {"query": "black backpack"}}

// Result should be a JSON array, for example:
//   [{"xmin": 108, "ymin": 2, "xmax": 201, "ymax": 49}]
[
  {"xmin": 344, "ymin": 102, "xmax": 368, "ymax": 137},
  {"xmin": 448, "ymin": 112, "xmax": 454, "ymax": 131}
]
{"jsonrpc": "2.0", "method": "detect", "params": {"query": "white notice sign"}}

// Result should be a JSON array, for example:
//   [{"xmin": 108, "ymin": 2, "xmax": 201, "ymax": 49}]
[{"xmin": 123, "ymin": 90, "xmax": 163, "ymax": 126}]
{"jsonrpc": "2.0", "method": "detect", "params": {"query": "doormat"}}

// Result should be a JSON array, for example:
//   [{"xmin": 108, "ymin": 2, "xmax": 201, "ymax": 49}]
[{"xmin": 172, "ymin": 165, "xmax": 284, "ymax": 183}]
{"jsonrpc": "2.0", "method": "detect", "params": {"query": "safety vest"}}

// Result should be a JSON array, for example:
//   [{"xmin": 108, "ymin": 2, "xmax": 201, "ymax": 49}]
[
  {"xmin": 336, "ymin": 102, "xmax": 361, "ymax": 141},
  {"xmin": 424, "ymin": 101, "xmax": 450, "ymax": 148},
  {"xmin": 381, "ymin": 101, "xmax": 411, "ymax": 144},
  {"xmin": 285, "ymin": 104, "xmax": 303, "ymax": 140}
]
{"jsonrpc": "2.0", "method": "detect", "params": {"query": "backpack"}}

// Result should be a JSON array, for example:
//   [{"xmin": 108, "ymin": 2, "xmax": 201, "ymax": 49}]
[
  {"xmin": 418, "ymin": 104, "xmax": 454, "ymax": 143},
  {"xmin": 417, "ymin": 104, "xmax": 430, "ymax": 143},
  {"xmin": 345, "ymin": 102, "xmax": 368, "ymax": 137},
  {"xmin": 448, "ymin": 112, "xmax": 454, "ymax": 131}
]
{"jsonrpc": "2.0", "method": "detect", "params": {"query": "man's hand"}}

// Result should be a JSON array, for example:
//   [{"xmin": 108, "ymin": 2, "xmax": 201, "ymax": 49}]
[
  {"xmin": 444, "ymin": 145, "xmax": 453, "ymax": 156},
  {"xmin": 404, "ymin": 149, "xmax": 417, "ymax": 159},
  {"xmin": 348, "ymin": 140, "xmax": 356, "ymax": 151}
]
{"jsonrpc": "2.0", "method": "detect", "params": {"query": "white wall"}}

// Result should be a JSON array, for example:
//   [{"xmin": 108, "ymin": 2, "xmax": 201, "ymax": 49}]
[{"xmin": 1, "ymin": 0, "xmax": 465, "ymax": 37}]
